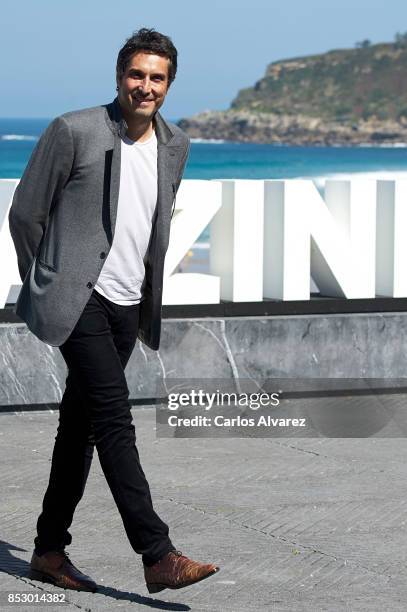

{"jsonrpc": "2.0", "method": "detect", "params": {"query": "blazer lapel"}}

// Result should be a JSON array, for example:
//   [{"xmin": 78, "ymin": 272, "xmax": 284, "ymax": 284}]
[
  {"xmin": 104, "ymin": 98, "xmax": 127, "ymax": 237},
  {"xmin": 109, "ymin": 134, "xmax": 121, "ymax": 238},
  {"xmin": 153, "ymin": 112, "xmax": 182, "ymax": 252}
]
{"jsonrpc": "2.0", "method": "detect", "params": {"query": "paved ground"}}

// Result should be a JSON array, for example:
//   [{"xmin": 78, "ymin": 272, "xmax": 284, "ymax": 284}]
[{"xmin": 1, "ymin": 406, "xmax": 407, "ymax": 611}]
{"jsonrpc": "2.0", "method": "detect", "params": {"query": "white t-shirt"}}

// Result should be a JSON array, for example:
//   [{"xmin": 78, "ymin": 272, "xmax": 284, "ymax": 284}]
[{"xmin": 95, "ymin": 129, "xmax": 158, "ymax": 305}]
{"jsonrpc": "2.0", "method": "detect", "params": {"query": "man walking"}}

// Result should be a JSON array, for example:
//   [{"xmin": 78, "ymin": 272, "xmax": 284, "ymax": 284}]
[{"xmin": 9, "ymin": 28, "xmax": 219, "ymax": 594}]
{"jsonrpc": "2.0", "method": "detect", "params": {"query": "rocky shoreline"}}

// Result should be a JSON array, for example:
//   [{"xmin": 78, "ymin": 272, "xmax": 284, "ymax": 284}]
[{"xmin": 178, "ymin": 110, "xmax": 407, "ymax": 146}]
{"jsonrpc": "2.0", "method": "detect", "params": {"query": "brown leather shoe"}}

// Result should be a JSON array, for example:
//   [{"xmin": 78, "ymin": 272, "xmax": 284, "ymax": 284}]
[
  {"xmin": 29, "ymin": 550, "xmax": 97, "ymax": 592},
  {"xmin": 144, "ymin": 550, "xmax": 219, "ymax": 593}
]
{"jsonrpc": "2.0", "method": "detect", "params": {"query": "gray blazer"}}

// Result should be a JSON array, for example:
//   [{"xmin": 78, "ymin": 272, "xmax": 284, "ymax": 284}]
[{"xmin": 8, "ymin": 97, "xmax": 190, "ymax": 350}]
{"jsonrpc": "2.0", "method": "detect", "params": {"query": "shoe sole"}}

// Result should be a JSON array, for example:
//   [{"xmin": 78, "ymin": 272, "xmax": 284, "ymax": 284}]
[
  {"xmin": 29, "ymin": 568, "xmax": 97, "ymax": 593},
  {"xmin": 146, "ymin": 566, "xmax": 220, "ymax": 594}
]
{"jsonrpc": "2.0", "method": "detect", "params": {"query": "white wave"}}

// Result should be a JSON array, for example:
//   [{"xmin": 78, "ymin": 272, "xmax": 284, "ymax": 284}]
[
  {"xmin": 355, "ymin": 142, "xmax": 407, "ymax": 148},
  {"xmin": 1, "ymin": 134, "xmax": 38, "ymax": 141},
  {"xmin": 190, "ymin": 138, "xmax": 226, "ymax": 144}
]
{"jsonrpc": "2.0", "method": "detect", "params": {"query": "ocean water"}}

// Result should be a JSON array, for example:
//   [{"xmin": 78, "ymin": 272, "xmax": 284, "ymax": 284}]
[
  {"xmin": 1, "ymin": 117, "xmax": 407, "ymax": 250},
  {"xmin": 1, "ymin": 117, "xmax": 407, "ymax": 181}
]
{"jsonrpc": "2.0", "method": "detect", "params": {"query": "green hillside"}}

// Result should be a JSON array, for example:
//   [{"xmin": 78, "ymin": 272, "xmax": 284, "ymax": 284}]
[
  {"xmin": 178, "ymin": 39, "xmax": 407, "ymax": 144},
  {"xmin": 231, "ymin": 42, "xmax": 407, "ymax": 123}
]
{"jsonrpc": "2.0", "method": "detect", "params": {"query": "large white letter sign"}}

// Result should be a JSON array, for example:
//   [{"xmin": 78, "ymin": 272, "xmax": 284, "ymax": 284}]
[
  {"xmin": 0, "ymin": 180, "xmax": 19, "ymax": 307},
  {"xmin": 263, "ymin": 180, "xmax": 310, "ymax": 301},
  {"xmin": 210, "ymin": 180, "xmax": 264, "ymax": 302},
  {"xmin": 376, "ymin": 180, "xmax": 407, "ymax": 297},
  {"xmin": 162, "ymin": 180, "xmax": 221, "ymax": 305},
  {"xmin": 3, "ymin": 178, "xmax": 407, "ymax": 308},
  {"xmin": 263, "ymin": 179, "xmax": 377, "ymax": 300},
  {"xmin": 321, "ymin": 179, "xmax": 376, "ymax": 297}
]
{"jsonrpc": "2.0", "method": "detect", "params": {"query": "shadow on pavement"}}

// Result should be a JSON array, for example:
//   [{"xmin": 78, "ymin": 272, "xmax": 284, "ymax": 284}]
[{"xmin": 0, "ymin": 540, "xmax": 190, "ymax": 611}]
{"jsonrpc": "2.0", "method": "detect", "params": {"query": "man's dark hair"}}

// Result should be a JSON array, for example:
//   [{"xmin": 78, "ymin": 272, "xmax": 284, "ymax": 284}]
[{"xmin": 116, "ymin": 28, "xmax": 178, "ymax": 86}]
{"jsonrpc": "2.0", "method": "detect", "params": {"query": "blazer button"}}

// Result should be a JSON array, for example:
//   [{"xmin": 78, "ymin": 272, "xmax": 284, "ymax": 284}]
[
  {"xmin": 87, "ymin": 282, "xmax": 93, "ymax": 289},
  {"xmin": 100, "ymin": 252, "xmax": 106, "ymax": 259}
]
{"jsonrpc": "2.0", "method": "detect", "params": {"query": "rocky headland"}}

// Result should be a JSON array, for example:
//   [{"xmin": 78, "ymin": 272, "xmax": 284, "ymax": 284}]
[{"xmin": 178, "ymin": 42, "xmax": 407, "ymax": 146}]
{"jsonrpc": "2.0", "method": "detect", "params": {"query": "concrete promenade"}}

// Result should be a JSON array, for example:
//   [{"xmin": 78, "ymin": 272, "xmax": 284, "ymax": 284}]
[{"xmin": 1, "ymin": 406, "xmax": 407, "ymax": 611}]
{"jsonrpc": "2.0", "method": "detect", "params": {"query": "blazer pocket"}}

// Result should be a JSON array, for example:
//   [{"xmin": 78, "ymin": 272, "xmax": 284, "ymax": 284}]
[
  {"xmin": 37, "ymin": 259, "xmax": 57, "ymax": 273},
  {"xmin": 170, "ymin": 182, "xmax": 176, "ymax": 219},
  {"xmin": 38, "ymin": 213, "xmax": 58, "ymax": 271}
]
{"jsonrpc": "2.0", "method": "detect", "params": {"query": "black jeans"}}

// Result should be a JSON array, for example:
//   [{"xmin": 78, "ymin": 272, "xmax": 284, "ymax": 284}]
[{"xmin": 34, "ymin": 289, "xmax": 175, "ymax": 566}]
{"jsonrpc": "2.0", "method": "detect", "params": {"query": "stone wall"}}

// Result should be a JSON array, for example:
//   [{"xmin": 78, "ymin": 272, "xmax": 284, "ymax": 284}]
[{"xmin": 1, "ymin": 311, "xmax": 406, "ymax": 408}]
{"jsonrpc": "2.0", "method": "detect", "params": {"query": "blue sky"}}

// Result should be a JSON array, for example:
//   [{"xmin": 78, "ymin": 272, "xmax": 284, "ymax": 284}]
[{"xmin": 1, "ymin": 0, "xmax": 406, "ymax": 119}]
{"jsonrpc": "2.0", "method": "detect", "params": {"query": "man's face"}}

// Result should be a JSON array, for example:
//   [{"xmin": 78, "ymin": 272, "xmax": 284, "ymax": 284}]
[{"xmin": 116, "ymin": 51, "xmax": 170, "ymax": 121}]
